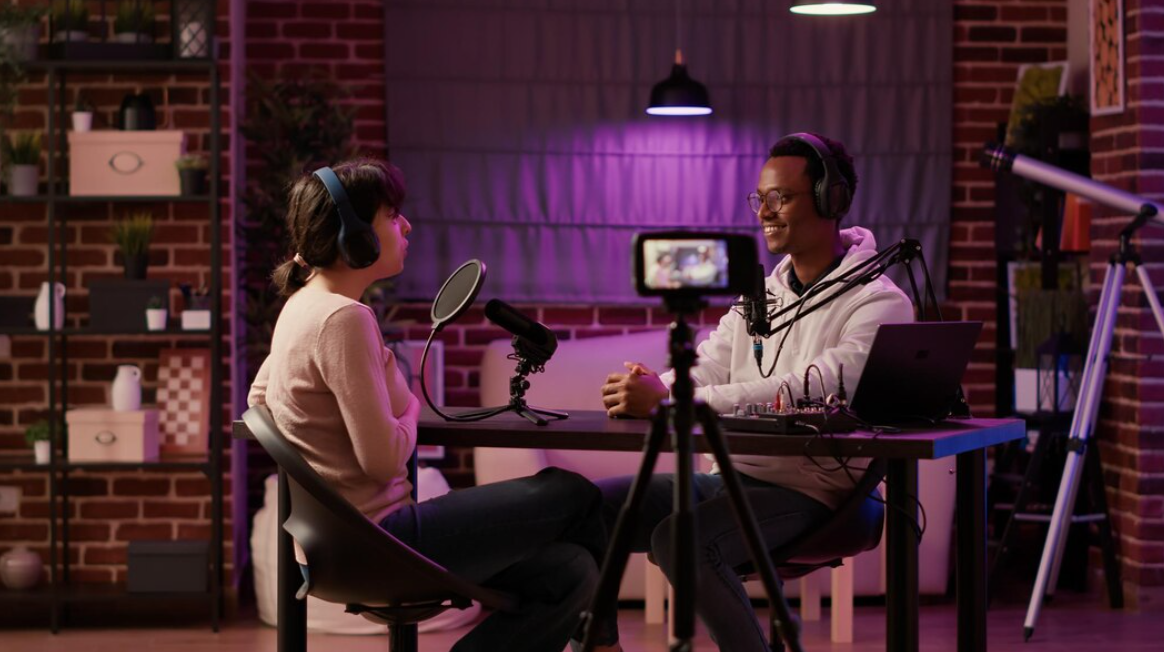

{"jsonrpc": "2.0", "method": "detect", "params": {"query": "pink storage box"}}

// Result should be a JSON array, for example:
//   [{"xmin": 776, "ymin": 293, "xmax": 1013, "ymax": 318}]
[
  {"xmin": 68, "ymin": 131, "xmax": 185, "ymax": 196},
  {"xmin": 66, "ymin": 407, "xmax": 159, "ymax": 462}
]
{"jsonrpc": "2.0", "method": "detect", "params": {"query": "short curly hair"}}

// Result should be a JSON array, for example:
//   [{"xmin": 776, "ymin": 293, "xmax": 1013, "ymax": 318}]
[{"xmin": 768, "ymin": 133, "xmax": 858, "ymax": 201}]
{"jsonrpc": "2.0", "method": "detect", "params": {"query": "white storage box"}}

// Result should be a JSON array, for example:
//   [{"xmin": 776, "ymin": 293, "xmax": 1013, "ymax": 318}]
[
  {"xmin": 66, "ymin": 407, "xmax": 159, "ymax": 462},
  {"xmin": 68, "ymin": 131, "xmax": 185, "ymax": 196}
]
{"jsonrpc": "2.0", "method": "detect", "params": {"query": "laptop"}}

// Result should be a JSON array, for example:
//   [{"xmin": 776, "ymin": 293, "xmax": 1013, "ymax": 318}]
[{"xmin": 848, "ymin": 321, "xmax": 983, "ymax": 425}]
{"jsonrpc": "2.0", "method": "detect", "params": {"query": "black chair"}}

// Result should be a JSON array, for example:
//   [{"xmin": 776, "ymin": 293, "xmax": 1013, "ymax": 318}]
[
  {"xmin": 737, "ymin": 458, "xmax": 888, "ymax": 649},
  {"xmin": 242, "ymin": 405, "xmax": 515, "ymax": 651}
]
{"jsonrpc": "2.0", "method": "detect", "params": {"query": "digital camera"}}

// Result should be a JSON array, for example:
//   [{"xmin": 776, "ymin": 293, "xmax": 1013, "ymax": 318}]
[{"xmin": 633, "ymin": 231, "xmax": 759, "ymax": 298}]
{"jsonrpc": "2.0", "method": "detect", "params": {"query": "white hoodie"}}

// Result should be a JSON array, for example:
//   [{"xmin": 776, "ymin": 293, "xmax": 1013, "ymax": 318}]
[{"xmin": 660, "ymin": 226, "xmax": 915, "ymax": 509}]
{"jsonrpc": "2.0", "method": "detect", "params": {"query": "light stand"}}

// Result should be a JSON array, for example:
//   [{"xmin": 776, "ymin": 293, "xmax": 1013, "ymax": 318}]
[
  {"xmin": 982, "ymin": 144, "xmax": 1164, "ymax": 639},
  {"xmin": 579, "ymin": 296, "xmax": 803, "ymax": 652}
]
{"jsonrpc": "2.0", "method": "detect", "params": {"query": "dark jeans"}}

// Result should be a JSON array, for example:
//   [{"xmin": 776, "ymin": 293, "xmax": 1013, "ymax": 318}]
[
  {"xmin": 379, "ymin": 467, "xmax": 608, "ymax": 652},
  {"xmin": 591, "ymin": 472, "xmax": 832, "ymax": 652}
]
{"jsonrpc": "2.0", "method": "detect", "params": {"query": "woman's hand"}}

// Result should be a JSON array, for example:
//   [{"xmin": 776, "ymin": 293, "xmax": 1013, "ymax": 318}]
[{"xmin": 601, "ymin": 362, "xmax": 669, "ymax": 418}]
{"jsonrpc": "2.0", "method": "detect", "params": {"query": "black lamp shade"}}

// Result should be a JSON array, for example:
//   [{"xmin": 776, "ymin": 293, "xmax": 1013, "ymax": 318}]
[{"xmin": 646, "ymin": 64, "xmax": 712, "ymax": 116}]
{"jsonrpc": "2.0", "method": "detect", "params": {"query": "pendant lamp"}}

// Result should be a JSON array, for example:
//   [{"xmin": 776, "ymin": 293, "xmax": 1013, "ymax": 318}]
[
  {"xmin": 790, "ymin": 1, "xmax": 878, "ymax": 16},
  {"xmin": 646, "ymin": 1, "xmax": 711, "ymax": 116}
]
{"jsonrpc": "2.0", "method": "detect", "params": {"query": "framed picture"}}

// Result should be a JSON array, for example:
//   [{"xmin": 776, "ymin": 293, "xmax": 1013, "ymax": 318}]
[
  {"xmin": 1090, "ymin": 0, "xmax": 1125, "ymax": 116},
  {"xmin": 389, "ymin": 340, "xmax": 445, "ymax": 460},
  {"xmin": 1005, "ymin": 61, "xmax": 1069, "ymax": 146},
  {"xmin": 157, "ymin": 348, "xmax": 212, "ymax": 456}
]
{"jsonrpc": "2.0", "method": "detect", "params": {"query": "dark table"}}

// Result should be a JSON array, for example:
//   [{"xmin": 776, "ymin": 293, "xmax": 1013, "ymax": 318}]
[{"xmin": 235, "ymin": 409, "xmax": 1023, "ymax": 652}]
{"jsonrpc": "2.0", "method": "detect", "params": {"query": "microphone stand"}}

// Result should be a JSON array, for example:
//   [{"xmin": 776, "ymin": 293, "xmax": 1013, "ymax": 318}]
[{"xmin": 419, "ymin": 330, "xmax": 567, "ymax": 426}]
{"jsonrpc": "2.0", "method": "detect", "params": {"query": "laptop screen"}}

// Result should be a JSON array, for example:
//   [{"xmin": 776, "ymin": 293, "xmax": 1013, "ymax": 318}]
[{"xmin": 848, "ymin": 322, "xmax": 983, "ymax": 425}]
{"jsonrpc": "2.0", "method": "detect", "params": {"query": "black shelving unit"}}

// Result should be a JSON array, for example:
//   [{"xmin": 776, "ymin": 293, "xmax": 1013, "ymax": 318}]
[{"xmin": 0, "ymin": 49, "xmax": 223, "ymax": 631}]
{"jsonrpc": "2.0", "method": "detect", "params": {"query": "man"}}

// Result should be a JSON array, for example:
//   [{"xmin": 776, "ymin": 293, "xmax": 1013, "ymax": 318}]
[{"xmin": 594, "ymin": 133, "xmax": 914, "ymax": 652}]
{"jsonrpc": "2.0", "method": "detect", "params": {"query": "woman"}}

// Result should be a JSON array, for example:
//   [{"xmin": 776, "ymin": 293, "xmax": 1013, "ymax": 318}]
[{"xmin": 248, "ymin": 159, "xmax": 619, "ymax": 652}]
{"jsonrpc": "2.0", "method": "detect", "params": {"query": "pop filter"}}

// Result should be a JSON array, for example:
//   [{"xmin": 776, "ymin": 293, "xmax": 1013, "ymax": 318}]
[{"xmin": 431, "ymin": 259, "xmax": 486, "ymax": 332}]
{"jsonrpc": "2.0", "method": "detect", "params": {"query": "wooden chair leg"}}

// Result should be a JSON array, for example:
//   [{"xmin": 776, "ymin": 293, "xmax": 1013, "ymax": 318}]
[
  {"xmin": 800, "ymin": 572, "xmax": 821, "ymax": 621},
  {"xmin": 644, "ymin": 562, "xmax": 668, "ymax": 624},
  {"xmin": 830, "ymin": 560, "xmax": 854, "ymax": 643}
]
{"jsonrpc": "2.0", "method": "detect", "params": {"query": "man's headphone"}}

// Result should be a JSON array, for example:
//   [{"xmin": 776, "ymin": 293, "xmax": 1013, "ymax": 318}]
[
  {"xmin": 312, "ymin": 166, "xmax": 380, "ymax": 269},
  {"xmin": 777, "ymin": 132, "xmax": 853, "ymax": 220}
]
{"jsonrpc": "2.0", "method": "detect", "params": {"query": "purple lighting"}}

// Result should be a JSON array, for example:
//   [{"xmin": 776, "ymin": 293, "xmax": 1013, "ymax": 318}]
[{"xmin": 646, "ymin": 106, "xmax": 714, "ymax": 116}]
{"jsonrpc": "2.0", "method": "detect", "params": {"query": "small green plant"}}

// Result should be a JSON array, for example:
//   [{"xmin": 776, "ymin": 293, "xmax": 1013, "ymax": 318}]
[
  {"xmin": 52, "ymin": 0, "xmax": 89, "ymax": 31},
  {"xmin": 74, "ymin": 92, "xmax": 94, "ymax": 113},
  {"xmin": 24, "ymin": 419, "xmax": 54, "ymax": 446},
  {"xmin": 147, "ymin": 295, "xmax": 164, "ymax": 310},
  {"xmin": 110, "ymin": 211, "xmax": 154, "ymax": 258},
  {"xmin": 174, "ymin": 153, "xmax": 209, "ymax": 170},
  {"xmin": 114, "ymin": 0, "xmax": 154, "ymax": 35},
  {"xmin": 0, "ymin": 3, "xmax": 48, "ymax": 28},
  {"xmin": 2, "ymin": 131, "xmax": 41, "ymax": 166}
]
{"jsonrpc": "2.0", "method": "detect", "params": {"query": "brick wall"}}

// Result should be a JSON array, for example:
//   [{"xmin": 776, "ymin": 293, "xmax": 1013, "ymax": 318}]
[
  {"xmin": 1087, "ymin": 0, "xmax": 1164, "ymax": 599},
  {"xmin": 0, "ymin": 0, "xmax": 234, "ymax": 595}
]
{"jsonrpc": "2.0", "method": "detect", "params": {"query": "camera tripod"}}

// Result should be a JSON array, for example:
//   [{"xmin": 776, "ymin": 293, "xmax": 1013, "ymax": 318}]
[
  {"xmin": 578, "ymin": 297, "xmax": 803, "ymax": 652},
  {"xmin": 1022, "ymin": 210, "xmax": 1164, "ymax": 639}
]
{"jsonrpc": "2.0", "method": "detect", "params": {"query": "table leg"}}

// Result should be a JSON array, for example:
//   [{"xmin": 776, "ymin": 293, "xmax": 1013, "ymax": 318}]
[
  {"xmin": 956, "ymin": 449, "xmax": 988, "ymax": 652},
  {"xmin": 886, "ymin": 459, "xmax": 919, "ymax": 652},
  {"xmin": 278, "ymin": 469, "xmax": 307, "ymax": 652}
]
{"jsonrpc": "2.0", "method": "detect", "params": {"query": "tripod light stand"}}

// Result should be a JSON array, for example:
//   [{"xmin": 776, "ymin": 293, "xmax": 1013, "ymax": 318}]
[{"xmin": 982, "ymin": 144, "xmax": 1164, "ymax": 639}]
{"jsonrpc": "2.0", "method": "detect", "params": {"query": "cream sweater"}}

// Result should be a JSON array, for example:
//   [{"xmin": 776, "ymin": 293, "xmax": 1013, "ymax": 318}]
[
  {"xmin": 660, "ymin": 227, "xmax": 915, "ymax": 509},
  {"xmin": 248, "ymin": 288, "xmax": 420, "ymax": 536}
]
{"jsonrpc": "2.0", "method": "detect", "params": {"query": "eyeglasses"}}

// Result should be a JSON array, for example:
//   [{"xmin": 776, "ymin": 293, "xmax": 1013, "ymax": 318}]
[{"xmin": 746, "ymin": 190, "xmax": 810, "ymax": 215}]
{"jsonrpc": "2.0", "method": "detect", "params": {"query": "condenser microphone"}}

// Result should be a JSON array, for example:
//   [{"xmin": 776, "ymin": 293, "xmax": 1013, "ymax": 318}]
[
  {"xmin": 745, "ymin": 264, "xmax": 773, "ymax": 339},
  {"xmin": 484, "ymin": 299, "xmax": 558, "ymax": 362}
]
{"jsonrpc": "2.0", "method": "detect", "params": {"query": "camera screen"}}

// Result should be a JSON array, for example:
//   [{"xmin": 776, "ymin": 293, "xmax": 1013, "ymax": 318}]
[{"xmin": 642, "ymin": 239, "xmax": 729, "ymax": 290}]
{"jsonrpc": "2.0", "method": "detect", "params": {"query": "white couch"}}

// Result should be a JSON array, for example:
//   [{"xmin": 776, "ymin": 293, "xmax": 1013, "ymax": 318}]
[{"xmin": 474, "ymin": 329, "xmax": 956, "ymax": 638}]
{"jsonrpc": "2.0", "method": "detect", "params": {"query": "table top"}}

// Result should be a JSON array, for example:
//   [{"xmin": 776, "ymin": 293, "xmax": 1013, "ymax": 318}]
[
  {"xmin": 233, "ymin": 408, "xmax": 1023, "ymax": 460},
  {"xmin": 416, "ymin": 408, "xmax": 1023, "ymax": 460}
]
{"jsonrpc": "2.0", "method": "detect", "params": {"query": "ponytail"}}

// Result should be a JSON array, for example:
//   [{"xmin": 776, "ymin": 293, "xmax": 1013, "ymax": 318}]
[{"xmin": 271, "ymin": 258, "xmax": 310, "ymax": 297}]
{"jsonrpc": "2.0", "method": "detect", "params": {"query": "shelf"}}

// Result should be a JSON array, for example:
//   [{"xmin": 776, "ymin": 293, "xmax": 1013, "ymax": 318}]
[
  {"xmin": 0, "ymin": 587, "xmax": 56, "ymax": 602},
  {"xmin": 24, "ymin": 59, "xmax": 216, "ymax": 74},
  {"xmin": 56, "ymin": 583, "xmax": 213, "ymax": 602},
  {"xmin": 0, "ymin": 455, "xmax": 52, "ymax": 472},
  {"xmin": 0, "ymin": 194, "xmax": 213, "ymax": 204},
  {"xmin": 0, "ymin": 327, "xmax": 211, "ymax": 337},
  {"xmin": 61, "ymin": 460, "xmax": 210, "ymax": 473}
]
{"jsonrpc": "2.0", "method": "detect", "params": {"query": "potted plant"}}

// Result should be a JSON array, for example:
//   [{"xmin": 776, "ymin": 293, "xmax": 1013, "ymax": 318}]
[
  {"xmin": 110, "ymin": 211, "xmax": 154, "ymax": 279},
  {"xmin": 113, "ymin": 0, "xmax": 154, "ymax": 44},
  {"xmin": 3, "ymin": 131, "xmax": 40, "ymax": 196},
  {"xmin": 72, "ymin": 92, "xmax": 94, "ymax": 132},
  {"xmin": 51, "ymin": 0, "xmax": 88, "ymax": 43},
  {"xmin": 175, "ymin": 153, "xmax": 209, "ymax": 196},
  {"xmin": 145, "ymin": 295, "xmax": 167, "ymax": 331},
  {"xmin": 24, "ymin": 419, "xmax": 54, "ymax": 465},
  {"xmin": 0, "ymin": 3, "xmax": 47, "ymax": 61}
]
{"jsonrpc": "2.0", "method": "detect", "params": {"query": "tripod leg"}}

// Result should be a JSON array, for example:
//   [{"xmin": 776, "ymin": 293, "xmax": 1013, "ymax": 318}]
[
  {"xmin": 514, "ymin": 406, "xmax": 549, "ymax": 426},
  {"xmin": 989, "ymin": 421, "xmax": 1053, "ymax": 603},
  {"xmin": 694, "ymin": 404, "xmax": 803, "ymax": 652},
  {"xmin": 451, "ymin": 405, "xmax": 514, "ymax": 420},
  {"xmin": 1135, "ymin": 265, "xmax": 1164, "ymax": 341},
  {"xmin": 1084, "ymin": 440, "xmax": 1123, "ymax": 608},
  {"xmin": 1024, "ymin": 262, "xmax": 1123, "ymax": 640},
  {"xmin": 579, "ymin": 409, "xmax": 670, "ymax": 652},
  {"xmin": 526, "ymin": 405, "xmax": 570, "ymax": 420}
]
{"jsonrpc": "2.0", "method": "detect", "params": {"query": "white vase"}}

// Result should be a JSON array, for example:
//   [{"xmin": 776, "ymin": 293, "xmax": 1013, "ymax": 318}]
[
  {"xmin": 146, "ymin": 308, "xmax": 167, "ymax": 331},
  {"xmin": 33, "ymin": 440, "xmax": 50, "ymax": 465},
  {"xmin": 34, "ymin": 282, "xmax": 66, "ymax": 331},
  {"xmin": 0, "ymin": 546, "xmax": 43, "ymax": 590},
  {"xmin": 72, "ymin": 112, "xmax": 93, "ymax": 132},
  {"xmin": 111, "ymin": 365, "xmax": 142, "ymax": 412},
  {"xmin": 7, "ymin": 164, "xmax": 38, "ymax": 196}
]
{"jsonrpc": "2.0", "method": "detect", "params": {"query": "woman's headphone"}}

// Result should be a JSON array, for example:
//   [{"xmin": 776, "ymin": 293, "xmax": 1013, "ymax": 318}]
[
  {"xmin": 776, "ymin": 133, "xmax": 853, "ymax": 220},
  {"xmin": 312, "ymin": 166, "xmax": 380, "ymax": 269}
]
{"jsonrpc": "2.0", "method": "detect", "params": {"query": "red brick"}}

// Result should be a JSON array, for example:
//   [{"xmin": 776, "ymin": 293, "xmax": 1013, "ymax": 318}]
[
  {"xmin": 79, "ymin": 500, "xmax": 139, "ymax": 519},
  {"xmin": 0, "ymin": 523, "xmax": 49, "ymax": 540},
  {"xmin": 84, "ymin": 545, "xmax": 128, "ymax": 565},
  {"xmin": 299, "ymin": 43, "xmax": 350, "ymax": 59},
  {"xmin": 175, "ymin": 477, "xmax": 210, "ymax": 497},
  {"xmin": 115, "ymin": 523, "xmax": 174, "ymax": 541},
  {"xmin": 282, "ymin": 21, "xmax": 333, "ymax": 39},
  {"xmin": 69, "ymin": 522, "xmax": 111, "ymax": 542},
  {"xmin": 248, "ymin": 1, "xmax": 297, "ymax": 19},
  {"xmin": 968, "ymin": 26, "xmax": 1016, "ymax": 43},
  {"xmin": 302, "ymin": 2, "xmax": 351, "ymax": 19},
  {"xmin": 143, "ymin": 501, "xmax": 201, "ymax": 519},
  {"xmin": 597, "ymin": 307, "xmax": 649, "ymax": 326},
  {"xmin": 111, "ymin": 478, "xmax": 171, "ymax": 496}
]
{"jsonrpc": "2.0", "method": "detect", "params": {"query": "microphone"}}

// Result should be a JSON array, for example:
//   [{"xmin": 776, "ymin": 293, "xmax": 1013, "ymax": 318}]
[
  {"xmin": 742, "ymin": 264, "xmax": 771, "ymax": 369},
  {"xmin": 484, "ymin": 299, "xmax": 558, "ymax": 362}
]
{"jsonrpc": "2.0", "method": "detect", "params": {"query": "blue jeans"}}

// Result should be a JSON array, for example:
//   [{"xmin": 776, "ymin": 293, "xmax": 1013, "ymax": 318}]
[
  {"xmin": 591, "ymin": 472, "xmax": 832, "ymax": 652},
  {"xmin": 379, "ymin": 467, "xmax": 608, "ymax": 652}
]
